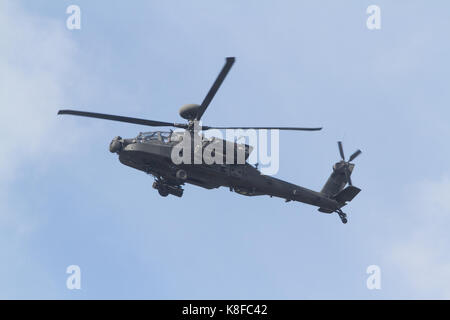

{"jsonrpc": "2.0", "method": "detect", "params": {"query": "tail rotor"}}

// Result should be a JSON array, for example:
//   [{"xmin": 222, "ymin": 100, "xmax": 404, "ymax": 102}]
[
  {"xmin": 337, "ymin": 141, "xmax": 361, "ymax": 187},
  {"xmin": 320, "ymin": 142, "xmax": 362, "ymax": 224}
]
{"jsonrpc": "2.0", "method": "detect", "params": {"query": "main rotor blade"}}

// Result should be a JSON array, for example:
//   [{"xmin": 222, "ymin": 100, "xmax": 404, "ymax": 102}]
[
  {"xmin": 338, "ymin": 141, "xmax": 345, "ymax": 160},
  {"xmin": 195, "ymin": 57, "xmax": 235, "ymax": 121},
  {"xmin": 58, "ymin": 110, "xmax": 188, "ymax": 129},
  {"xmin": 201, "ymin": 126, "xmax": 322, "ymax": 131},
  {"xmin": 349, "ymin": 149, "xmax": 362, "ymax": 162}
]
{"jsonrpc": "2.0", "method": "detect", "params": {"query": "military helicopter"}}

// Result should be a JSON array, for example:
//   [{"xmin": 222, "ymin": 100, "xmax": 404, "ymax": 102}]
[{"xmin": 58, "ymin": 57, "xmax": 362, "ymax": 224}]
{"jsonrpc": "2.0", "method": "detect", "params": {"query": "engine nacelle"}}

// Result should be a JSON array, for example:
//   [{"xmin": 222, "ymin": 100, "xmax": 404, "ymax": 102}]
[{"xmin": 203, "ymin": 137, "xmax": 254, "ymax": 163}]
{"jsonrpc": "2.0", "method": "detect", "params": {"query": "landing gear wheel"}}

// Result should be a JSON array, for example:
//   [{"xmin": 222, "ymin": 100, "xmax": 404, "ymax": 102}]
[
  {"xmin": 153, "ymin": 181, "xmax": 169, "ymax": 197},
  {"xmin": 336, "ymin": 209, "xmax": 348, "ymax": 224},
  {"xmin": 153, "ymin": 178, "xmax": 183, "ymax": 197},
  {"xmin": 158, "ymin": 186, "xmax": 169, "ymax": 197}
]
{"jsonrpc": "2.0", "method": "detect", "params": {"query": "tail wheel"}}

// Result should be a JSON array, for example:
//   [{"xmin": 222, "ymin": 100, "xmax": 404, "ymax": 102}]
[{"xmin": 336, "ymin": 209, "xmax": 348, "ymax": 224}]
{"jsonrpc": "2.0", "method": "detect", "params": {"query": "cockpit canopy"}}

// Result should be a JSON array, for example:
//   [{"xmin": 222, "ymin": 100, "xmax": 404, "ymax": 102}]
[
  {"xmin": 134, "ymin": 131, "xmax": 253, "ymax": 160},
  {"xmin": 136, "ymin": 131, "xmax": 183, "ymax": 144}
]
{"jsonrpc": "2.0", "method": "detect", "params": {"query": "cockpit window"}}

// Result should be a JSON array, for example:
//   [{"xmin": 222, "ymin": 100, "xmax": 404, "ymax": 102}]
[
  {"xmin": 139, "ymin": 132, "xmax": 158, "ymax": 141},
  {"xmin": 170, "ymin": 132, "xmax": 184, "ymax": 142},
  {"xmin": 137, "ymin": 131, "xmax": 172, "ymax": 144},
  {"xmin": 160, "ymin": 132, "xmax": 171, "ymax": 143}
]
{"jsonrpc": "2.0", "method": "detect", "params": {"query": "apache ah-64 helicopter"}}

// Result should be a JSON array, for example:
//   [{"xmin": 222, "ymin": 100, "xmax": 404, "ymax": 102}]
[{"xmin": 58, "ymin": 57, "xmax": 362, "ymax": 224}]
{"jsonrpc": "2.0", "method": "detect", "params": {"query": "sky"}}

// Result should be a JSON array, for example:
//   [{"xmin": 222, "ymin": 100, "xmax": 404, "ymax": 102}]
[{"xmin": 1, "ymin": 0, "xmax": 450, "ymax": 299}]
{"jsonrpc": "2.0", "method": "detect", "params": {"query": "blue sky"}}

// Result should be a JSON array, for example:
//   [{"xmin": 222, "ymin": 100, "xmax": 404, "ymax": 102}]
[{"xmin": 1, "ymin": 0, "xmax": 450, "ymax": 299}]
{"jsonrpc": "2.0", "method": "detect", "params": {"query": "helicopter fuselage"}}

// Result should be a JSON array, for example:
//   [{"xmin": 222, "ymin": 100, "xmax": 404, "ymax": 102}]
[
  {"xmin": 58, "ymin": 57, "xmax": 361, "ymax": 224},
  {"xmin": 112, "ymin": 132, "xmax": 342, "ymax": 212}
]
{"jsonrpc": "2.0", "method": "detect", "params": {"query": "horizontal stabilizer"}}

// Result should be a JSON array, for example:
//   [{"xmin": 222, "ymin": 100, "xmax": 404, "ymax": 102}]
[
  {"xmin": 334, "ymin": 185, "xmax": 361, "ymax": 203},
  {"xmin": 318, "ymin": 207, "xmax": 334, "ymax": 214}
]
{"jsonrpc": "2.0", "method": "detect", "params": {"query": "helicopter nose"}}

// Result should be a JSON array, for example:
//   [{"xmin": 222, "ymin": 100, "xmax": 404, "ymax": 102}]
[{"xmin": 109, "ymin": 136, "xmax": 123, "ymax": 153}]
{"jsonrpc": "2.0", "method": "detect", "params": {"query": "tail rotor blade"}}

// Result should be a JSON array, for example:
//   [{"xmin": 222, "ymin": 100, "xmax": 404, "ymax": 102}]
[
  {"xmin": 338, "ymin": 141, "xmax": 345, "ymax": 161},
  {"xmin": 344, "ymin": 167, "xmax": 353, "ymax": 186},
  {"xmin": 345, "ymin": 170, "xmax": 353, "ymax": 186},
  {"xmin": 336, "ymin": 141, "xmax": 360, "ymax": 186},
  {"xmin": 349, "ymin": 149, "xmax": 362, "ymax": 162}
]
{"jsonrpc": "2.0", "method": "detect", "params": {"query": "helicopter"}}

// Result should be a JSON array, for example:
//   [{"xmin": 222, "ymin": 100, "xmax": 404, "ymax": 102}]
[{"xmin": 58, "ymin": 57, "xmax": 362, "ymax": 224}]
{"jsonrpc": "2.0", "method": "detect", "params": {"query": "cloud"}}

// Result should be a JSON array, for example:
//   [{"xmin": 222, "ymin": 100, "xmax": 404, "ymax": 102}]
[
  {"xmin": 387, "ymin": 177, "xmax": 450, "ymax": 299},
  {"xmin": 0, "ymin": 1, "xmax": 79, "ymax": 180},
  {"xmin": 0, "ymin": 1, "xmax": 86, "ymax": 297}
]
